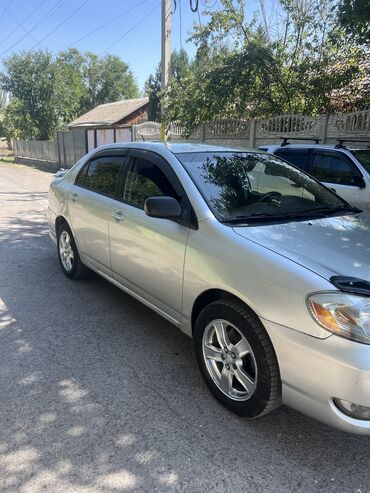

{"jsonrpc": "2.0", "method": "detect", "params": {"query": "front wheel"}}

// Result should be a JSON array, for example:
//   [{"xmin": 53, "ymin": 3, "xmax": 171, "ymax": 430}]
[
  {"xmin": 57, "ymin": 222, "xmax": 90, "ymax": 279},
  {"xmin": 194, "ymin": 300, "xmax": 281, "ymax": 417}
]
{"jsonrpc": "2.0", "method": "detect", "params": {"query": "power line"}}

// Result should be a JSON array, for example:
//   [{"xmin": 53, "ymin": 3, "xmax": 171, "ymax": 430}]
[
  {"xmin": 67, "ymin": 0, "xmax": 149, "ymax": 49},
  {"xmin": 0, "ymin": 0, "xmax": 49, "ymax": 47},
  {"xmin": 0, "ymin": 3, "xmax": 39, "ymax": 46},
  {"xmin": 28, "ymin": 0, "xmax": 89, "ymax": 52},
  {"xmin": 0, "ymin": 0, "xmax": 68, "ymax": 57},
  {"xmin": 101, "ymin": 2, "xmax": 161, "ymax": 55},
  {"xmin": 0, "ymin": 0, "xmax": 14, "ymax": 21}
]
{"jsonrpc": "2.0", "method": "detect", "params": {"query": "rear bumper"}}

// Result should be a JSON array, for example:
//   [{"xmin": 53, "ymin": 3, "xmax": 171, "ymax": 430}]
[
  {"xmin": 47, "ymin": 207, "xmax": 57, "ymax": 245},
  {"xmin": 263, "ymin": 319, "xmax": 370, "ymax": 434}
]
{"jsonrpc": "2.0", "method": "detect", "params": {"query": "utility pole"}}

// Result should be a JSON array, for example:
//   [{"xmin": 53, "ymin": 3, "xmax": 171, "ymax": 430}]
[{"xmin": 161, "ymin": 0, "xmax": 171, "ymax": 141}]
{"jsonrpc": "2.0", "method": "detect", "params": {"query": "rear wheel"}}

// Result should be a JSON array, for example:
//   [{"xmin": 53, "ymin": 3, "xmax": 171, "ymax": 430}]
[
  {"xmin": 194, "ymin": 300, "xmax": 281, "ymax": 417},
  {"xmin": 56, "ymin": 222, "xmax": 90, "ymax": 279}
]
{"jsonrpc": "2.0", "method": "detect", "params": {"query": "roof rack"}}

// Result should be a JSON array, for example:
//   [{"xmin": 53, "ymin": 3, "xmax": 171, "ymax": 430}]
[
  {"xmin": 335, "ymin": 139, "xmax": 370, "ymax": 149},
  {"xmin": 280, "ymin": 137, "xmax": 321, "ymax": 147}
]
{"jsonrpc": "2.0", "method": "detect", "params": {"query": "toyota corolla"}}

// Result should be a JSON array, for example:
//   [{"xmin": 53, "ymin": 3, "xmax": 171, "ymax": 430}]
[{"xmin": 47, "ymin": 143, "xmax": 370, "ymax": 434}]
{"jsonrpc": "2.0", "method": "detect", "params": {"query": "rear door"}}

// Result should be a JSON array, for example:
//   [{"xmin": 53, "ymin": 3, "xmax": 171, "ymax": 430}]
[
  {"xmin": 309, "ymin": 150, "xmax": 369, "ymax": 208},
  {"xmin": 109, "ymin": 149, "xmax": 190, "ymax": 322},
  {"xmin": 68, "ymin": 153, "xmax": 127, "ymax": 275}
]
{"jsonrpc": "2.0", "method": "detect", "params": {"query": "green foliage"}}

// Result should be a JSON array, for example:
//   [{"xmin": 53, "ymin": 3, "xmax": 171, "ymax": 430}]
[
  {"xmin": 163, "ymin": 0, "xmax": 368, "ymax": 135},
  {"xmin": 1, "ymin": 51, "xmax": 59, "ymax": 140},
  {"xmin": 144, "ymin": 48, "xmax": 191, "ymax": 122},
  {"xmin": 144, "ymin": 63, "xmax": 162, "ymax": 121},
  {"xmin": 337, "ymin": 0, "xmax": 370, "ymax": 44},
  {"xmin": 0, "ymin": 48, "xmax": 139, "ymax": 140},
  {"xmin": 80, "ymin": 52, "xmax": 138, "ymax": 113}
]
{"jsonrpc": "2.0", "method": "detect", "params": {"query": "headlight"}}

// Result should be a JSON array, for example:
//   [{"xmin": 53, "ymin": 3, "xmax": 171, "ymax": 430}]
[{"xmin": 307, "ymin": 292, "xmax": 370, "ymax": 344}]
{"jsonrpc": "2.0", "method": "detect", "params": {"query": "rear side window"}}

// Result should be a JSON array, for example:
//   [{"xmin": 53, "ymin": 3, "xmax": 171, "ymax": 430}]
[
  {"xmin": 311, "ymin": 152, "xmax": 362, "ymax": 186},
  {"xmin": 274, "ymin": 149, "xmax": 309, "ymax": 170},
  {"xmin": 77, "ymin": 156, "xmax": 124, "ymax": 197},
  {"xmin": 123, "ymin": 157, "xmax": 181, "ymax": 209}
]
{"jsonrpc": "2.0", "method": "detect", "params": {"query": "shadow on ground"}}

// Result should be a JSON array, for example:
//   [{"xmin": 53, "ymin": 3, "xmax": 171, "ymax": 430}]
[{"xmin": 0, "ymin": 168, "xmax": 369, "ymax": 493}]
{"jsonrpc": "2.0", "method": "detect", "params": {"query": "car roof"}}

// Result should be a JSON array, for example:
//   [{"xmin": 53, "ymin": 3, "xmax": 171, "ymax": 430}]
[{"xmin": 93, "ymin": 141, "xmax": 257, "ymax": 155}]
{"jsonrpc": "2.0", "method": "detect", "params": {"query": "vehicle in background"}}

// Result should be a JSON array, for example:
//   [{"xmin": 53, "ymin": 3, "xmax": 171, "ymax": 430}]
[{"xmin": 259, "ymin": 139, "xmax": 370, "ymax": 210}]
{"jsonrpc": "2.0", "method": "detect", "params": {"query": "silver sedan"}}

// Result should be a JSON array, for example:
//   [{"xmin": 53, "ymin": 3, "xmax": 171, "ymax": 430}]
[{"xmin": 47, "ymin": 142, "xmax": 370, "ymax": 434}]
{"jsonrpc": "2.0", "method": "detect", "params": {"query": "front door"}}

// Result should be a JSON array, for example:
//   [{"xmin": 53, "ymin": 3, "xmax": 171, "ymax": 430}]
[
  {"xmin": 68, "ymin": 154, "xmax": 126, "ymax": 275},
  {"xmin": 109, "ymin": 150, "xmax": 189, "ymax": 322}
]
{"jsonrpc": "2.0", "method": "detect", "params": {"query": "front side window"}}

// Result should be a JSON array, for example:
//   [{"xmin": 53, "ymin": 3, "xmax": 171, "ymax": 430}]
[
  {"xmin": 123, "ymin": 157, "xmax": 181, "ymax": 209},
  {"xmin": 77, "ymin": 156, "xmax": 123, "ymax": 196},
  {"xmin": 311, "ymin": 152, "xmax": 362, "ymax": 186},
  {"xmin": 274, "ymin": 149, "xmax": 309, "ymax": 170},
  {"xmin": 176, "ymin": 152, "xmax": 350, "ymax": 223}
]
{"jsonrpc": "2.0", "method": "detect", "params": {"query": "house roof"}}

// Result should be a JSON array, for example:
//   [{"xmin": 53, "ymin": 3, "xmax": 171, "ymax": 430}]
[{"xmin": 68, "ymin": 97, "xmax": 149, "ymax": 127}]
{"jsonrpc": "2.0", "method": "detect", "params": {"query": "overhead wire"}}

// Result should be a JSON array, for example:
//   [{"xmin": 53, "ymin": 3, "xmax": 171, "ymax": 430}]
[
  {"xmin": 0, "ymin": 0, "xmax": 68, "ymax": 57},
  {"xmin": 28, "ymin": 0, "xmax": 90, "ymax": 52},
  {"xmin": 67, "ymin": 0, "xmax": 150, "ymax": 48},
  {"xmin": 190, "ymin": 0, "xmax": 199, "ymax": 12},
  {"xmin": 0, "ymin": 0, "xmax": 14, "ymax": 21},
  {"xmin": 0, "ymin": 0, "xmax": 49, "ymax": 46},
  {"xmin": 100, "ymin": 2, "xmax": 161, "ymax": 55},
  {"xmin": 0, "ymin": 2, "xmax": 39, "ymax": 47}
]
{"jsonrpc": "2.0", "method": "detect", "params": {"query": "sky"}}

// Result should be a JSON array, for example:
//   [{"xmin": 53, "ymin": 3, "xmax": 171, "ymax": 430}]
[{"xmin": 0, "ymin": 0, "xmax": 244, "ymax": 91}]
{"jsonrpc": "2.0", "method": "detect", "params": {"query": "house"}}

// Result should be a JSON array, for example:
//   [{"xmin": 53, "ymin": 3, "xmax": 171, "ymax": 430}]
[{"xmin": 68, "ymin": 97, "xmax": 149, "ymax": 130}]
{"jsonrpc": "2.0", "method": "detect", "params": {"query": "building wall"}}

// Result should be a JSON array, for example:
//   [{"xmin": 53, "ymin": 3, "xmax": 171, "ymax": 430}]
[{"xmin": 117, "ymin": 105, "xmax": 149, "ymax": 126}]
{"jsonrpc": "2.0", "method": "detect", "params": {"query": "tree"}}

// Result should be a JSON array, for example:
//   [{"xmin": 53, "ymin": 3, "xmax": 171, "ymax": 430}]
[
  {"xmin": 54, "ymin": 48, "xmax": 85, "ymax": 126},
  {"xmin": 1, "ymin": 51, "xmax": 59, "ymax": 140},
  {"xmin": 337, "ymin": 0, "xmax": 370, "ymax": 44},
  {"xmin": 80, "ymin": 53, "xmax": 138, "ymax": 113},
  {"xmin": 144, "ymin": 48, "xmax": 191, "ymax": 121},
  {"xmin": 163, "ymin": 0, "xmax": 367, "ymax": 135},
  {"xmin": 0, "ymin": 49, "xmax": 139, "ymax": 140},
  {"xmin": 144, "ymin": 63, "xmax": 162, "ymax": 121}
]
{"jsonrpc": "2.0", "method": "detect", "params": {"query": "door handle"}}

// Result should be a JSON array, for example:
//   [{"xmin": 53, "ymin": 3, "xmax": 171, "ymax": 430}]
[
  {"xmin": 69, "ymin": 193, "xmax": 79, "ymax": 201},
  {"xmin": 111, "ymin": 210, "xmax": 125, "ymax": 221}
]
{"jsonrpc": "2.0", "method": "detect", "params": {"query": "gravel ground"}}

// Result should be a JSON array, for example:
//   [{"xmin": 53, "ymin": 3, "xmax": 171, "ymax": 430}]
[{"xmin": 0, "ymin": 162, "xmax": 369, "ymax": 493}]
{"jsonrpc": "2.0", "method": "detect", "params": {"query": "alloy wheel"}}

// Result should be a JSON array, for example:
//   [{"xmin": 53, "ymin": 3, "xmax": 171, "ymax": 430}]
[{"xmin": 202, "ymin": 319, "xmax": 258, "ymax": 401}]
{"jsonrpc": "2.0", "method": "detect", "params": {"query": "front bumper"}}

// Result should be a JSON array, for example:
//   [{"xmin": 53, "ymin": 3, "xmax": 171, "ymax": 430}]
[{"xmin": 263, "ymin": 319, "xmax": 370, "ymax": 434}]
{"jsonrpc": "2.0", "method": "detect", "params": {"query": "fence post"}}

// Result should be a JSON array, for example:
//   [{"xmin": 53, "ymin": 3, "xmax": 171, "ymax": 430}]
[
  {"xmin": 249, "ymin": 118, "xmax": 256, "ymax": 148},
  {"xmin": 318, "ymin": 114, "xmax": 329, "ymax": 144},
  {"xmin": 202, "ymin": 123, "xmax": 206, "ymax": 142}
]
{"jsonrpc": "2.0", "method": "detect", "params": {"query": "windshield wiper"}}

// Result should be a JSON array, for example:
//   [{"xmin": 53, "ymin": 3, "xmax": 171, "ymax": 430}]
[
  {"xmin": 296, "ymin": 205, "xmax": 361, "ymax": 216},
  {"xmin": 221, "ymin": 205, "xmax": 361, "ymax": 224},
  {"xmin": 221, "ymin": 212, "xmax": 290, "ymax": 224}
]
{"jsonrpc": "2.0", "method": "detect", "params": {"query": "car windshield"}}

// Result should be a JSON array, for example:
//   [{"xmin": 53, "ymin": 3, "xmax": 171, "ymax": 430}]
[
  {"xmin": 350, "ymin": 149, "xmax": 370, "ymax": 173},
  {"xmin": 176, "ymin": 152, "xmax": 354, "ymax": 224}
]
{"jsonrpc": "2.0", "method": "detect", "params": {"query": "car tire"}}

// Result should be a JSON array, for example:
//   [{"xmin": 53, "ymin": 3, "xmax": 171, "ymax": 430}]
[
  {"xmin": 194, "ymin": 300, "xmax": 281, "ymax": 417},
  {"xmin": 56, "ymin": 222, "xmax": 90, "ymax": 279}
]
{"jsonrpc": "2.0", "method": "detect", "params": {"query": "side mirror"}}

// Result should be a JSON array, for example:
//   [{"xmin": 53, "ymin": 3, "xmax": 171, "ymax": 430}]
[{"xmin": 144, "ymin": 196, "xmax": 182, "ymax": 219}]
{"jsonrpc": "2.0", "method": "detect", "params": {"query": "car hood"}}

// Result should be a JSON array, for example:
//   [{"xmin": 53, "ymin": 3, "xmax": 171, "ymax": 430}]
[{"xmin": 233, "ymin": 212, "xmax": 370, "ymax": 281}]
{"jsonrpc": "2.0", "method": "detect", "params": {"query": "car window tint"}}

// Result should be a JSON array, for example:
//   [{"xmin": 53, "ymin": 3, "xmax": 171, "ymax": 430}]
[
  {"xmin": 274, "ymin": 149, "xmax": 309, "ymax": 169},
  {"xmin": 123, "ymin": 157, "xmax": 180, "ymax": 209},
  {"xmin": 75, "ymin": 163, "xmax": 88, "ymax": 185},
  {"xmin": 83, "ymin": 156, "xmax": 123, "ymax": 196},
  {"xmin": 311, "ymin": 152, "xmax": 361, "ymax": 185}
]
